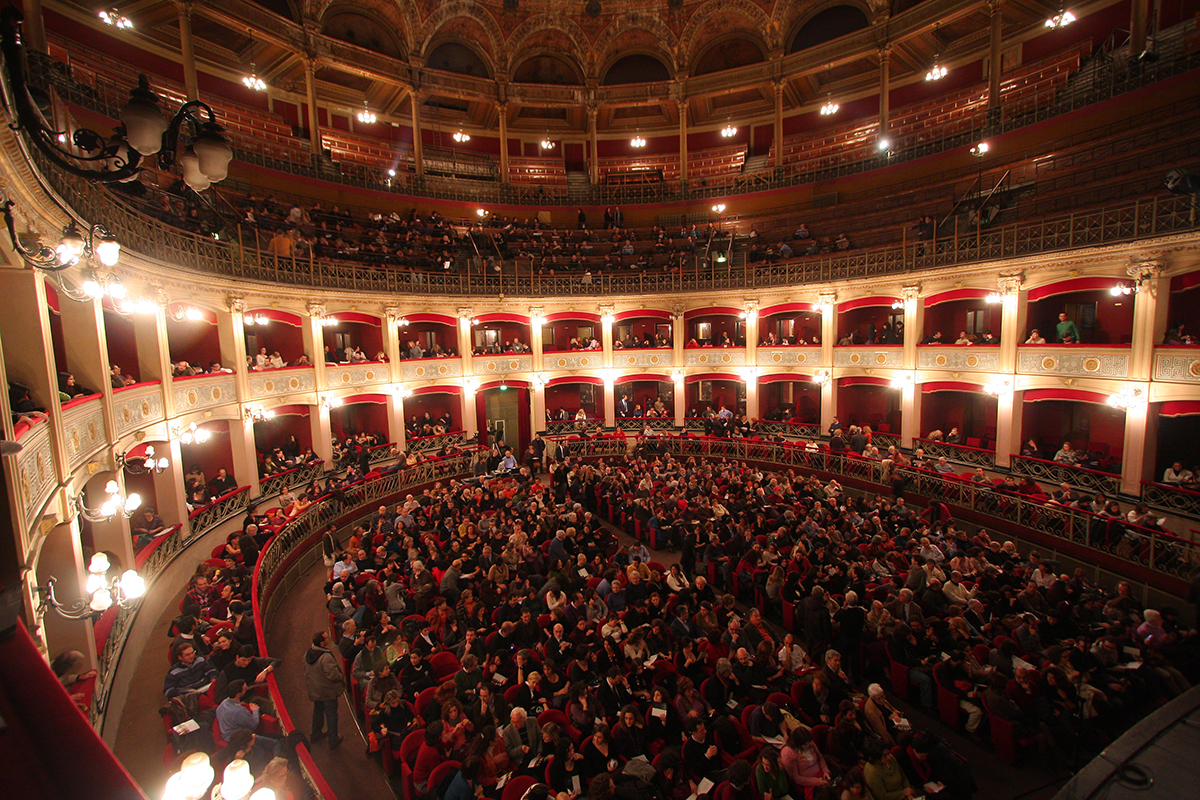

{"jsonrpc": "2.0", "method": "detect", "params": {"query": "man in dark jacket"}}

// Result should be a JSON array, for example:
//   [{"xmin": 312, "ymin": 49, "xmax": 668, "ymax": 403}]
[
  {"xmin": 304, "ymin": 631, "xmax": 344, "ymax": 748},
  {"xmin": 800, "ymin": 585, "xmax": 833, "ymax": 660}
]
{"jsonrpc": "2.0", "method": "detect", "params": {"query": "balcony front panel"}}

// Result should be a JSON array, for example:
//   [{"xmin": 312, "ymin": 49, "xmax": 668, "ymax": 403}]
[
  {"xmin": 614, "ymin": 349, "xmax": 675, "ymax": 368},
  {"xmin": 246, "ymin": 368, "xmax": 316, "ymax": 400},
  {"xmin": 917, "ymin": 347, "xmax": 1001, "ymax": 372},
  {"xmin": 475, "ymin": 355, "xmax": 534, "ymax": 374},
  {"xmin": 1017, "ymin": 346, "xmax": 1130, "ymax": 378},
  {"xmin": 758, "ymin": 348, "xmax": 824, "ymax": 368},
  {"xmin": 16, "ymin": 422, "xmax": 55, "ymax": 535},
  {"xmin": 112, "ymin": 383, "xmax": 166, "ymax": 437},
  {"xmin": 543, "ymin": 352, "xmax": 604, "ymax": 371},
  {"xmin": 684, "ymin": 349, "xmax": 746, "ymax": 367},
  {"xmin": 1153, "ymin": 349, "xmax": 1200, "ymax": 383},
  {"xmin": 399, "ymin": 358, "xmax": 463, "ymax": 381},
  {"xmin": 326, "ymin": 364, "xmax": 391, "ymax": 389},
  {"xmin": 61, "ymin": 396, "xmax": 107, "ymax": 471},
  {"xmin": 173, "ymin": 374, "xmax": 240, "ymax": 411},
  {"xmin": 834, "ymin": 347, "xmax": 904, "ymax": 367}
]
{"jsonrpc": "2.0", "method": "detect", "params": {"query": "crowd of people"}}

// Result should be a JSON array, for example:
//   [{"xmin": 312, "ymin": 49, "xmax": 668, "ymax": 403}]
[{"xmin": 297, "ymin": 443, "xmax": 1200, "ymax": 800}]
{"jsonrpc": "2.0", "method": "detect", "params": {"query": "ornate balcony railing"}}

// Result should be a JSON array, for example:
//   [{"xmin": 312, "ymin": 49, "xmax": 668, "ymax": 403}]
[
  {"xmin": 547, "ymin": 433, "xmax": 631, "ymax": 459},
  {"xmin": 186, "ymin": 486, "xmax": 252, "ymax": 533},
  {"xmin": 1009, "ymin": 455, "xmax": 1120, "ymax": 496},
  {"xmin": 616, "ymin": 416, "xmax": 676, "ymax": 432},
  {"xmin": 406, "ymin": 430, "xmax": 468, "ymax": 454},
  {"xmin": 649, "ymin": 436, "xmax": 1197, "ymax": 582},
  {"xmin": 545, "ymin": 419, "xmax": 603, "ymax": 437},
  {"xmin": 913, "ymin": 438, "xmax": 997, "ymax": 470},
  {"xmin": 758, "ymin": 421, "xmax": 822, "ymax": 439},
  {"xmin": 252, "ymin": 451, "xmax": 474, "ymax": 800},
  {"xmin": 28, "ymin": 136, "xmax": 1200, "ymax": 298},
  {"xmin": 1142, "ymin": 482, "xmax": 1200, "ymax": 521},
  {"xmin": 258, "ymin": 460, "xmax": 326, "ymax": 500}
]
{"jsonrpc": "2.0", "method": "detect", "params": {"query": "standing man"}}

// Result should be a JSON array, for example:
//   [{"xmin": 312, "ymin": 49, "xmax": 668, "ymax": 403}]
[
  {"xmin": 1055, "ymin": 312, "xmax": 1081, "ymax": 343},
  {"xmin": 304, "ymin": 631, "xmax": 344, "ymax": 749}
]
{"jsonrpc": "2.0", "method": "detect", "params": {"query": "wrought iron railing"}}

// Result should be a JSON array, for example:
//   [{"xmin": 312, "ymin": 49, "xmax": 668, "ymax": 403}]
[
  {"xmin": 913, "ymin": 439, "xmax": 997, "ymax": 470},
  {"xmin": 758, "ymin": 421, "xmax": 822, "ymax": 439},
  {"xmin": 1009, "ymin": 455, "xmax": 1121, "ymax": 497},
  {"xmin": 186, "ymin": 486, "xmax": 252, "ymax": 533},
  {"xmin": 258, "ymin": 460, "xmax": 325, "ymax": 500},
  {"xmin": 616, "ymin": 416, "xmax": 677, "ymax": 432},
  {"xmin": 545, "ymin": 419, "xmax": 604, "ymax": 437},
  {"xmin": 1142, "ymin": 482, "xmax": 1200, "ymax": 521},
  {"xmin": 648, "ymin": 436, "xmax": 1198, "ymax": 581},
  {"xmin": 546, "ymin": 433, "xmax": 631, "ymax": 459},
  {"xmin": 406, "ymin": 430, "xmax": 468, "ymax": 454}
]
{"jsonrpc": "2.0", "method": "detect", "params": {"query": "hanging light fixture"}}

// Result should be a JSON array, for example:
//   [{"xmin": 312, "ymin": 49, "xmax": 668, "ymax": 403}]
[
  {"xmin": 175, "ymin": 422, "xmax": 211, "ymax": 445},
  {"xmin": 970, "ymin": 141, "xmax": 990, "ymax": 157},
  {"xmin": 453, "ymin": 129, "xmax": 471, "ymax": 143},
  {"xmin": 357, "ymin": 102, "xmax": 376, "ymax": 124},
  {"xmin": 820, "ymin": 95, "xmax": 839, "ymax": 116},
  {"xmin": 630, "ymin": 132, "xmax": 646, "ymax": 148},
  {"xmin": 98, "ymin": 7, "xmax": 132, "ymax": 29},
  {"xmin": 540, "ymin": 134, "xmax": 556, "ymax": 150},
  {"xmin": 2, "ymin": 200, "xmax": 121, "ymax": 272},
  {"xmin": 720, "ymin": 121, "xmax": 738, "ymax": 138},
  {"xmin": 244, "ymin": 405, "xmax": 275, "ymax": 422},
  {"xmin": 242, "ymin": 35, "xmax": 267, "ymax": 92},
  {"xmin": 1106, "ymin": 387, "xmax": 1145, "ymax": 410},
  {"xmin": 242, "ymin": 312, "xmax": 269, "ymax": 326},
  {"xmin": 34, "ymin": 552, "xmax": 145, "ymax": 619},
  {"xmin": 1045, "ymin": 8, "xmax": 1076, "ymax": 29},
  {"xmin": 75, "ymin": 480, "xmax": 142, "ymax": 523},
  {"xmin": 321, "ymin": 394, "xmax": 343, "ymax": 409},
  {"xmin": 925, "ymin": 55, "xmax": 948, "ymax": 82}
]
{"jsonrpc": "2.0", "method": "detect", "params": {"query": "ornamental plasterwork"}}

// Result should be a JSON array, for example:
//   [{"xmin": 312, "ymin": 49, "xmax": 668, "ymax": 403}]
[
  {"xmin": 61, "ymin": 399, "xmax": 107, "ymax": 470},
  {"xmin": 247, "ymin": 370, "xmax": 316, "ymax": 399},
  {"xmin": 113, "ymin": 384, "xmax": 165, "ymax": 436},
  {"xmin": 917, "ymin": 348, "xmax": 1001, "ymax": 371},
  {"xmin": 614, "ymin": 350, "xmax": 675, "ymax": 368},
  {"xmin": 328, "ymin": 366, "xmax": 390, "ymax": 388},
  {"xmin": 543, "ymin": 352, "xmax": 603, "ymax": 371},
  {"xmin": 400, "ymin": 359, "xmax": 464, "ymax": 380},
  {"xmin": 757, "ymin": 348, "xmax": 823, "ymax": 367},
  {"xmin": 835, "ymin": 348, "xmax": 903, "ymax": 367},
  {"xmin": 16, "ymin": 423, "xmax": 55, "ymax": 530},
  {"xmin": 1017, "ymin": 350, "xmax": 1129, "ymax": 378},
  {"xmin": 1153, "ymin": 353, "xmax": 1200, "ymax": 383},
  {"xmin": 173, "ymin": 376, "xmax": 239, "ymax": 410},
  {"xmin": 685, "ymin": 349, "xmax": 746, "ymax": 366},
  {"xmin": 476, "ymin": 356, "xmax": 533, "ymax": 373}
]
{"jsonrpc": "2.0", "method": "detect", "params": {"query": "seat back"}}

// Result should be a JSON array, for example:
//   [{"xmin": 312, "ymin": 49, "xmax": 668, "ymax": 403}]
[
  {"xmin": 399, "ymin": 729, "xmax": 424, "ymax": 766},
  {"xmin": 502, "ymin": 776, "xmax": 537, "ymax": 800}
]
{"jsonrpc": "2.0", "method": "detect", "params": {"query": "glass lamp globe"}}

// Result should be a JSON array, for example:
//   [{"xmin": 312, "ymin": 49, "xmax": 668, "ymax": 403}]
[
  {"xmin": 120, "ymin": 82, "xmax": 168, "ymax": 156},
  {"xmin": 193, "ymin": 127, "xmax": 233, "ymax": 182},
  {"xmin": 180, "ymin": 148, "xmax": 212, "ymax": 191}
]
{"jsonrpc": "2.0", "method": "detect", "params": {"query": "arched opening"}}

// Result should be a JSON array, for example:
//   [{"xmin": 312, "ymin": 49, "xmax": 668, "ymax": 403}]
[
  {"xmin": 788, "ymin": 6, "xmax": 870, "ymax": 54},
  {"xmin": 512, "ymin": 54, "xmax": 583, "ymax": 85},
  {"xmin": 426, "ymin": 42, "xmax": 491, "ymax": 78},
  {"xmin": 692, "ymin": 37, "xmax": 765, "ymax": 76},
  {"xmin": 322, "ymin": 11, "xmax": 404, "ymax": 59},
  {"xmin": 602, "ymin": 54, "xmax": 672, "ymax": 85}
]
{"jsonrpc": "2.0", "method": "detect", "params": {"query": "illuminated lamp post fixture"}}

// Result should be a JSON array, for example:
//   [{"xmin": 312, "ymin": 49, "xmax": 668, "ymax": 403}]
[
  {"xmin": 394, "ymin": 316, "xmax": 410, "ymax": 327},
  {"xmin": 356, "ymin": 102, "xmax": 376, "ymax": 124},
  {"xmin": 970, "ymin": 142, "xmax": 990, "ymax": 157},
  {"xmin": 1, "ymin": 201, "xmax": 120, "ymax": 271},
  {"xmin": 98, "ymin": 7, "xmax": 132, "ymax": 29},
  {"xmin": 1, "ymin": 9, "xmax": 232, "ymax": 189},
  {"xmin": 35, "ymin": 552, "xmax": 145, "ymax": 620},
  {"xmin": 1045, "ymin": 8, "xmax": 1076, "ymax": 29},
  {"xmin": 169, "ymin": 305, "xmax": 205, "ymax": 322},
  {"xmin": 162, "ymin": 751, "xmax": 276, "ymax": 800},
  {"xmin": 812, "ymin": 370, "xmax": 831, "ymax": 385},
  {"xmin": 244, "ymin": 405, "xmax": 274, "ymax": 422},
  {"xmin": 321, "ymin": 394, "xmax": 343, "ymax": 409},
  {"xmin": 877, "ymin": 138, "xmax": 892, "ymax": 154},
  {"xmin": 453, "ymin": 129, "xmax": 471, "ymax": 143},
  {"xmin": 984, "ymin": 378, "xmax": 1013, "ymax": 397},
  {"xmin": 117, "ymin": 445, "xmax": 170, "ymax": 475}
]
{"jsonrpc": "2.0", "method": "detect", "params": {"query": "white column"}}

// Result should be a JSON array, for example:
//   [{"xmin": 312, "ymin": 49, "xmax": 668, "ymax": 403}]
[
  {"xmin": 998, "ymin": 291, "xmax": 1026, "ymax": 373},
  {"xmin": 603, "ymin": 381, "xmax": 616, "ymax": 428},
  {"xmin": 387, "ymin": 394, "xmax": 407, "ymax": 452},
  {"xmin": 88, "ymin": 471, "xmax": 135, "ymax": 574},
  {"xmin": 745, "ymin": 375, "xmax": 759, "ymax": 421},
  {"xmin": 994, "ymin": 389, "xmax": 1022, "ymax": 469},
  {"xmin": 310, "ymin": 405, "xmax": 334, "ymax": 465},
  {"xmin": 152, "ymin": 439, "xmax": 191, "ymax": 535},
  {"xmin": 900, "ymin": 383, "xmax": 921, "ymax": 449},
  {"xmin": 532, "ymin": 383, "xmax": 547, "ymax": 432},
  {"xmin": 37, "ymin": 520, "xmax": 96, "ymax": 668},
  {"xmin": 462, "ymin": 389, "xmax": 479, "ymax": 442},
  {"xmin": 1120, "ymin": 402, "xmax": 1150, "ymax": 496},
  {"xmin": 229, "ymin": 417, "xmax": 261, "ymax": 499}
]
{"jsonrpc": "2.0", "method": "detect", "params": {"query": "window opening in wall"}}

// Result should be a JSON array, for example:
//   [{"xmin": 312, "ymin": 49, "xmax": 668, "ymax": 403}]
[
  {"xmin": 1065, "ymin": 302, "xmax": 1098, "ymax": 333},
  {"xmin": 542, "ymin": 325, "xmax": 556, "ymax": 348},
  {"xmin": 965, "ymin": 308, "xmax": 989, "ymax": 335},
  {"xmin": 577, "ymin": 326, "xmax": 595, "ymax": 341},
  {"xmin": 655, "ymin": 323, "xmax": 672, "ymax": 343},
  {"xmin": 615, "ymin": 324, "xmax": 632, "ymax": 342},
  {"xmin": 696, "ymin": 322, "xmax": 712, "ymax": 343},
  {"xmin": 776, "ymin": 318, "xmax": 796, "ymax": 340},
  {"xmin": 475, "ymin": 328, "xmax": 501, "ymax": 349}
]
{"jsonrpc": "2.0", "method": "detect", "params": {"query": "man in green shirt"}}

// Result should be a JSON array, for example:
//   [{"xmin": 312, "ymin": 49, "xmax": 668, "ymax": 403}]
[{"xmin": 1055, "ymin": 312, "xmax": 1081, "ymax": 343}]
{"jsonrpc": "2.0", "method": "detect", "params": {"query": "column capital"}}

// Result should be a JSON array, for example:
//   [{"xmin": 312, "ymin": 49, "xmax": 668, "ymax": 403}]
[
  {"xmin": 987, "ymin": 0, "xmax": 1003, "ymax": 14},
  {"xmin": 586, "ymin": 105, "xmax": 599, "ymax": 121},
  {"xmin": 172, "ymin": 0, "xmax": 194, "ymax": 16},
  {"xmin": 1127, "ymin": 260, "xmax": 1164, "ymax": 279},
  {"xmin": 671, "ymin": 304, "xmax": 686, "ymax": 320},
  {"xmin": 878, "ymin": 44, "xmax": 892, "ymax": 61},
  {"xmin": 899, "ymin": 284, "xmax": 921, "ymax": 302},
  {"xmin": 226, "ymin": 294, "xmax": 248, "ymax": 314},
  {"xmin": 773, "ymin": 79, "xmax": 785, "ymax": 96},
  {"xmin": 996, "ymin": 269, "xmax": 1024, "ymax": 295},
  {"xmin": 306, "ymin": 302, "xmax": 327, "ymax": 318}
]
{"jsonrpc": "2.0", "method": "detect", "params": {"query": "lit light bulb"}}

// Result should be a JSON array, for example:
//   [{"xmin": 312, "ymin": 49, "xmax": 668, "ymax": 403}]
[
  {"xmin": 95, "ymin": 233, "xmax": 121, "ymax": 267},
  {"xmin": 89, "ymin": 552, "xmax": 111, "ymax": 574},
  {"xmin": 125, "ymin": 493, "xmax": 142, "ymax": 512},
  {"xmin": 120, "ymin": 570, "xmax": 146, "ymax": 599},
  {"xmin": 90, "ymin": 588, "xmax": 114, "ymax": 612}
]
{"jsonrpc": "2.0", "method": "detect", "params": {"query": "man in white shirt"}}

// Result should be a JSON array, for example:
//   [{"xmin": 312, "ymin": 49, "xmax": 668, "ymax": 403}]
[{"xmin": 1163, "ymin": 462, "xmax": 1195, "ymax": 485}]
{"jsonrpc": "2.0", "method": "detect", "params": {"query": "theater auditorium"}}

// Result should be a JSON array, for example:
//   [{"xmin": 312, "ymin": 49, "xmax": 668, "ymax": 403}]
[{"xmin": 0, "ymin": 1, "xmax": 1199, "ymax": 800}]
